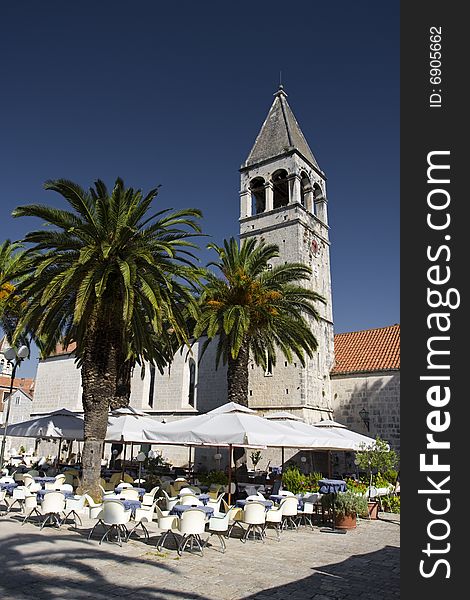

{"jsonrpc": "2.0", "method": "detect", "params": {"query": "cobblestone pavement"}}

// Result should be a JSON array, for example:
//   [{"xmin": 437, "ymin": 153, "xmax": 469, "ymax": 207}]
[{"xmin": 0, "ymin": 511, "xmax": 399, "ymax": 600}]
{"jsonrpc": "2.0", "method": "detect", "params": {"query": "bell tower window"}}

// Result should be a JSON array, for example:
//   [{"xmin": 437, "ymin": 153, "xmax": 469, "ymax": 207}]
[
  {"xmin": 250, "ymin": 177, "xmax": 266, "ymax": 214},
  {"xmin": 272, "ymin": 170, "xmax": 289, "ymax": 209}
]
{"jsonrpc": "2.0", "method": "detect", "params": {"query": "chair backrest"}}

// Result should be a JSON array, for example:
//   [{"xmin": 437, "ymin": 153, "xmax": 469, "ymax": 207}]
[
  {"xmin": 27, "ymin": 469, "xmax": 39, "ymax": 477},
  {"xmin": 246, "ymin": 495, "xmax": 261, "ymax": 501},
  {"xmin": 62, "ymin": 472, "xmax": 75, "ymax": 486},
  {"xmin": 109, "ymin": 473, "xmax": 122, "ymax": 484},
  {"xmin": 55, "ymin": 474, "xmax": 66, "ymax": 485},
  {"xmin": 280, "ymin": 496, "xmax": 298, "ymax": 516},
  {"xmin": 119, "ymin": 488, "xmax": 139, "ymax": 500},
  {"xmin": 42, "ymin": 491, "xmax": 66, "ymax": 513},
  {"xmin": 59, "ymin": 484, "xmax": 73, "ymax": 493},
  {"xmin": 243, "ymin": 501, "xmax": 266, "ymax": 525},
  {"xmin": 83, "ymin": 493, "xmax": 101, "ymax": 508},
  {"xmin": 0, "ymin": 476, "xmax": 15, "ymax": 484},
  {"xmin": 208, "ymin": 511, "xmax": 230, "ymax": 531},
  {"xmin": 179, "ymin": 495, "xmax": 202, "ymax": 506},
  {"xmin": 121, "ymin": 473, "xmax": 134, "ymax": 484},
  {"xmin": 178, "ymin": 487, "xmax": 195, "ymax": 496},
  {"xmin": 304, "ymin": 492, "xmax": 321, "ymax": 505},
  {"xmin": 116, "ymin": 482, "xmax": 133, "ymax": 489},
  {"xmin": 12, "ymin": 487, "xmax": 27, "ymax": 500},
  {"xmin": 172, "ymin": 479, "xmax": 189, "ymax": 493},
  {"xmin": 279, "ymin": 490, "xmax": 295, "ymax": 496},
  {"xmin": 66, "ymin": 494, "xmax": 87, "ymax": 510},
  {"xmin": 244, "ymin": 485, "xmax": 258, "ymax": 497},
  {"xmin": 179, "ymin": 508, "xmax": 206, "ymax": 535},
  {"xmin": 24, "ymin": 493, "xmax": 38, "ymax": 509},
  {"xmin": 23, "ymin": 474, "xmax": 34, "ymax": 487},
  {"xmin": 102, "ymin": 499, "xmax": 131, "ymax": 525}
]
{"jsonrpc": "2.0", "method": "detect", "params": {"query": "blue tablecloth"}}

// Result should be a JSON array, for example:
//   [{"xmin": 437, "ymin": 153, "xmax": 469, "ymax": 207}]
[
  {"xmin": 170, "ymin": 504, "xmax": 214, "ymax": 517},
  {"xmin": 318, "ymin": 479, "xmax": 347, "ymax": 494},
  {"xmin": 178, "ymin": 493, "xmax": 210, "ymax": 505},
  {"xmin": 114, "ymin": 486, "xmax": 146, "ymax": 496},
  {"xmin": 0, "ymin": 482, "xmax": 18, "ymax": 493},
  {"xmin": 236, "ymin": 499, "xmax": 273, "ymax": 510},
  {"xmin": 33, "ymin": 477, "xmax": 57, "ymax": 484},
  {"xmin": 36, "ymin": 489, "xmax": 75, "ymax": 501}
]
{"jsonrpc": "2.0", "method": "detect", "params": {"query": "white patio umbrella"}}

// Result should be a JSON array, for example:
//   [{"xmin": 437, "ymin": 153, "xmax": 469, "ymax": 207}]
[
  {"xmin": 311, "ymin": 418, "xmax": 376, "ymax": 449},
  {"xmin": 0, "ymin": 408, "xmax": 84, "ymax": 440},
  {"xmin": 106, "ymin": 406, "xmax": 162, "ymax": 443},
  {"xmin": 141, "ymin": 402, "xmax": 353, "ymax": 501},
  {"xmin": 265, "ymin": 411, "xmax": 357, "ymax": 473}
]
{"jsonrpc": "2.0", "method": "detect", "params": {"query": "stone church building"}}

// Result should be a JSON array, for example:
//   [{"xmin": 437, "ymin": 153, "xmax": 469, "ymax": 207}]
[{"xmin": 19, "ymin": 87, "xmax": 400, "ymax": 467}]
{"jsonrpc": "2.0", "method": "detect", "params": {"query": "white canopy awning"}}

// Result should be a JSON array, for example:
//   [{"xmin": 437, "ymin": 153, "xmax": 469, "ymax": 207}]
[
  {"xmin": 0, "ymin": 408, "xmax": 84, "ymax": 440},
  {"xmin": 311, "ymin": 418, "xmax": 376, "ymax": 449}
]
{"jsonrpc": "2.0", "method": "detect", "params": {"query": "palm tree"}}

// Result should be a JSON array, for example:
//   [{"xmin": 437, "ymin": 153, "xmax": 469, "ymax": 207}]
[
  {"xmin": 194, "ymin": 237, "xmax": 324, "ymax": 406},
  {"xmin": 10, "ymin": 178, "xmax": 202, "ymax": 496},
  {"xmin": 0, "ymin": 240, "xmax": 35, "ymax": 345}
]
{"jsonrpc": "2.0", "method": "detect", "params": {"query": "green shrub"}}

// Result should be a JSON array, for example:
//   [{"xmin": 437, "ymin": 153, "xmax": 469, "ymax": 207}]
[
  {"xmin": 345, "ymin": 478, "xmax": 368, "ymax": 495},
  {"xmin": 199, "ymin": 470, "xmax": 228, "ymax": 487},
  {"xmin": 381, "ymin": 494, "xmax": 401, "ymax": 513},
  {"xmin": 321, "ymin": 490, "xmax": 368, "ymax": 519},
  {"xmin": 281, "ymin": 466, "xmax": 304, "ymax": 494}
]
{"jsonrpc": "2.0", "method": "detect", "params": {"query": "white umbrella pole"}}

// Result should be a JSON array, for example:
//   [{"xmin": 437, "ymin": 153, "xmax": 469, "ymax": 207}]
[
  {"xmin": 228, "ymin": 444, "xmax": 233, "ymax": 504},
  {"xmin": 56, "ymin": 438, "xmax": 63, "ymax": 467}
]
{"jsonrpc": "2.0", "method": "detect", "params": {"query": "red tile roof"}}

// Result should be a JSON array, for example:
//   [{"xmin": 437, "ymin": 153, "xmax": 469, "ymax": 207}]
[
  {"xmin": 331, "ymin": 324, "xmax": 400, "ymax": 375},
  {"xmin": 0, "ymin": 374, "xmax": 35, "ymax": 397},
  {"xmin": 52, "ymin": 342, "xmax": 77, "ymax": 356}
]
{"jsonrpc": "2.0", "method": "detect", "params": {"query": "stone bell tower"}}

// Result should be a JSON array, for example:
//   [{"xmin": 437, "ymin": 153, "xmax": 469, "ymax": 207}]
[{"xmin": 239, "ymin": 85, "xmax": 334, "ymax": 423}]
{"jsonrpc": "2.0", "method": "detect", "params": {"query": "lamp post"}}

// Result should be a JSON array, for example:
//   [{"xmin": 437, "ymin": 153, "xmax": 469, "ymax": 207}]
[
  {"xmin": 136, "ymin": 451, "xmax": 146, "ymax": 484},
  {"xmin": 359, "ymin": 407, "xmax": 370, "ymax": 432},
  {"xmin": 0, "ymin": 345, "xmax": 29, "ymax": 468}
]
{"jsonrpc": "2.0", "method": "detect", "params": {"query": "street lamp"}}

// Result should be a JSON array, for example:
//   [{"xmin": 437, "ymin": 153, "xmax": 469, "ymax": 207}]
[
  {"xmin": 359, "ymin": 406, "xmax": 370, "ymax": 432},
  {"xmin": 0, "ymin": 344, "xmax": 29, "ymax": 467}
]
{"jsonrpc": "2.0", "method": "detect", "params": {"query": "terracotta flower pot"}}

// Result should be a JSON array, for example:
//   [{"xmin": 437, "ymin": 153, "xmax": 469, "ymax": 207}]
[{"xmin": 334, "ymin": 513, "xmax": 357, "ymax": 529}]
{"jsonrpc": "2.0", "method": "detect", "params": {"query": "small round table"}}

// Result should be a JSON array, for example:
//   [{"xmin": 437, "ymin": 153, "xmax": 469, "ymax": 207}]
[
  {"xmin": 33, "ymin": 477, "xmax": 57, "ymax": 484},
  {"xmin": 178, "ymin": 493, "xmax": 210, "ymax": 505}
]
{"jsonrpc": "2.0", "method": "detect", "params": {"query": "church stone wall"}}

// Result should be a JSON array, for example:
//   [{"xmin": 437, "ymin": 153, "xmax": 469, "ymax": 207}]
[{"xmin": 331, "ymin": 371, "xmax": 401, "ymax": 454}]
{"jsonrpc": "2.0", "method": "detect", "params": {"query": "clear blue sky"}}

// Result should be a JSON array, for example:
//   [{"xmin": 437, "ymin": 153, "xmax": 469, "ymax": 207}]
[{"xmin": 0, "ymin": 1, "xmax": 399, "ymax": 378}]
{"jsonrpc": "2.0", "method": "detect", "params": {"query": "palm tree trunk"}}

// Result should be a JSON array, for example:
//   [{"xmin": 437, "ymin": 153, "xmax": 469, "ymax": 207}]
[
  {"xmin": 77, "ymin": 313, "xmax": 121, "ymax": 499},
  {"xmin": 227, "ymin": 341, "xmax": 249, "ymax": 406}
]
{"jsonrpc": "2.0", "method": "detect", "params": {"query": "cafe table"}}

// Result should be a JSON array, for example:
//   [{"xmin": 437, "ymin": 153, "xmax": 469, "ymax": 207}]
[{"xmin": 236, "ymin": 499, "xmax": 273, "ymax": 510}]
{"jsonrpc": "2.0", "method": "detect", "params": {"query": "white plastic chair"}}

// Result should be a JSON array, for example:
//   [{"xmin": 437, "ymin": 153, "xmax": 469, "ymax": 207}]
[
  {"xmin": 85, "ymin": 495, "xmax": 106, "ymax": 539},
  {"xmin": 264, "ymin": 504, "xmax": 283, "ymax": 541},
  {"xmin": 58, "ymin": 484, "xmax": 73, "ymax": 494},
  {"xmin": 99, "ymin": 499, "xmax": 131, "ymax": 547},
  {"xmin": 280, "ymin": 496, "xmax": 299, "ymax": 530},
  {"xmin": 160, "ymin": 488, "xmax": 179, "ymax": 511},
  {"xmin": 155, "ymin": 504, "xmax": 179, "ymax": 551},
  {"xmin": 205, "ymin": 511, "xmax": 230, "ymax": 553},
  {"xmin": 177, "ymin": 508, "xmax": 207, "ymax": 556},
  {"xmin": 40, "ymin": 491, "xmax": 66, "ymax": 530},
  {"xmin": 141, "ymin": 486, "xmax": 159, "ymax": 506},
  {"xmin": 115, "ymin": 482, "xmax": 133, "ymax": 490},
  {"xmin": 126, "ymin": 500, "xmax": 157, "ymax": 541},
  {"xmin": 240, "ymin": 501, "xmax": 266, "ymax": 543},
  {"xmin": 7, "ymin": 486, "xmax": 28, "ymax": 513},
  {"xmin": 0, "ymin": 489, "xmax": 8, "ymax": 514},
  {"xmin": 62, "ymin": 493, "xmax": 88, "ymax": 527},
  {"xmin": 119, "ymin": 488, "xmax": 140, "ymax": 501},
  {"xmin": 207, "ymin": 492, "xmax": 225, "ymax": 514},
  {"xmin": 179, "ymin": 494, "xmax": 203, "ymax": 506},
  {"xmin": 0, "ymin": 475, "xmax": 15, "ymax": 484},
  {"xmin": 22, "ymin": 493, "xmax": 41, "ymax": 525}
]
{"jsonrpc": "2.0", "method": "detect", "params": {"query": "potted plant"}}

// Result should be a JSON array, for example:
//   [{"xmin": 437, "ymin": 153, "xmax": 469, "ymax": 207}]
[
  {"xmin": 321, "ymin": 490, "xmax": 368, "ymax": 529},
  {"xmin": 354, "ymin": 436, "xmax": 399, "ymax": 519}
]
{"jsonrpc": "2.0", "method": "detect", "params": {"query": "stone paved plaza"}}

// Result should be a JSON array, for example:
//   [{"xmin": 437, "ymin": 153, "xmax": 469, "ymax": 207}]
[{"xmin": 0, "ymin": 511, "xmax": 399, "ymax": 600}]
